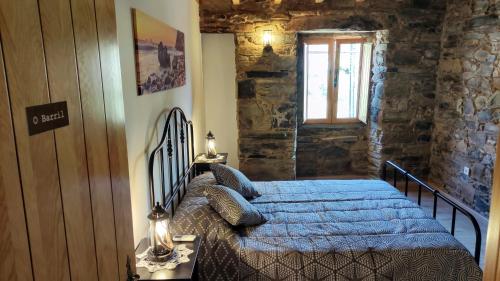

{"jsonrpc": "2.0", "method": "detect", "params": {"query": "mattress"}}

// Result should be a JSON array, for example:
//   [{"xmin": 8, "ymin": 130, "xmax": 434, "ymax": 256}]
[{"xmin": 170, "ymin": 173, "xmax": 482, "ymax": 280}]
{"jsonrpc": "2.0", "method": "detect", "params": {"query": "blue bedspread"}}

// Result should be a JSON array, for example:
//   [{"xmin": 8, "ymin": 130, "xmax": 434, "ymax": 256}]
[{"xmin": 171, "ymin": 174, "xmax": 482, "ymax": 280}]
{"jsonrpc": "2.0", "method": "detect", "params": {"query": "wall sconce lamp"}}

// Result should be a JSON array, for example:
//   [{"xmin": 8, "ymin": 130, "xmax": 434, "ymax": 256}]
[
  {"xmin": 263, "ymin": 30, "xmax": 273, "ymax": 47},
  {"xmin": 147, "ymin": 202, "xmax": 174, "ymax": 262},
  {"xmin": 206, "ymin": 131, "xmax": 217, "ymax": 159}
]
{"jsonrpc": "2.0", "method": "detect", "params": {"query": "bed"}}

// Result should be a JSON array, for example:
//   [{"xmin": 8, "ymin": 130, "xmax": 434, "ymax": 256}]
[{"xmin": 145, "ymin": 108, "xmax": 482, "ymax": 280}]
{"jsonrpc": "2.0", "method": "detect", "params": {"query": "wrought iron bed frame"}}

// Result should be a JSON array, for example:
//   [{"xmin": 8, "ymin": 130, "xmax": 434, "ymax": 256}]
[
  {"xmin": 146, "ymin": 108, "xmax": 482, "ymax": 265},
  {"xmin": 383, "ymin": 161, "xmax": 482, "ymax": 263},
  {"xmin": 148, "ymin": 107, "xmax": 196, "ymax": 216}
]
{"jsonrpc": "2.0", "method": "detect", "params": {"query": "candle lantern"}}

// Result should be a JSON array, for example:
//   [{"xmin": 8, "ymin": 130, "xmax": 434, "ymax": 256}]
[
  {"xmin": 263, "ymin": 30, "xmax": 273, "ymax": 47},
  {"xmin": 206, "ymin": 131, "xmax": 217, "ymax": 159},
  {"xmin": 147, "ymin": 202, "xmax": 174, "ymax": 262}
]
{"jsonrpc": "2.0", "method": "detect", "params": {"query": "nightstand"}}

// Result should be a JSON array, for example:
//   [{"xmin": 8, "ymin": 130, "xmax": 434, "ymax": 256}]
[
  {"xmin": 194, "ymin": 153, "xmax": 228, "ymax": 175},
  {"xmin": 135, "ymin": 237, "xmax": 201, "ymax": 281}
]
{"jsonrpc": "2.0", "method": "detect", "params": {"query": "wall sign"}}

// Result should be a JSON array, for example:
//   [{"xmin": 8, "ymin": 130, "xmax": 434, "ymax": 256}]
[{"xmin": 26, "ymin": 101, "xmax": 69, "ymax": 136}]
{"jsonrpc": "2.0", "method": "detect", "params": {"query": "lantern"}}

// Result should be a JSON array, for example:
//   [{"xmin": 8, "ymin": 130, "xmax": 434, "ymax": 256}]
[
  {"xmin": 263, "ymin": 30, "xmax": 273, "ymax": 47},
  {"xmin": 206, "ymin": 131, "xmax": 217, "ymax": 159},
  {"xmin": 147, "ymin": 202, "xmax": 174, "ymax": 262}
]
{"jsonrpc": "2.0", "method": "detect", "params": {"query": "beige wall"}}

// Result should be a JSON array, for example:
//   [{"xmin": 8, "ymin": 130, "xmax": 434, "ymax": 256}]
[
  {"xmin": 115, "ymin": 0, "xmax": 204, "ymax": 245},
  {"xmin": 201, "ymin": 34, "xmax": 239, "ymax": 167}
]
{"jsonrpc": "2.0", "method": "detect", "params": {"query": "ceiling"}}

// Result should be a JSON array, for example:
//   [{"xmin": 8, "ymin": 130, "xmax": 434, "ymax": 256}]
[{"xmin": 199, "ymin": 0, "xmax": 331, "ymax": 13}]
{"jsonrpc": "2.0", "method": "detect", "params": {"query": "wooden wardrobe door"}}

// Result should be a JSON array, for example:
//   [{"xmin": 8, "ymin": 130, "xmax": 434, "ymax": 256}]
[
  {"xmin": 0, "ymin": 36, "xmax": 34, "ymax": 281},
  {"xmin": 0, "ymin": 0, "xmax": 71, "ymax": 280}
]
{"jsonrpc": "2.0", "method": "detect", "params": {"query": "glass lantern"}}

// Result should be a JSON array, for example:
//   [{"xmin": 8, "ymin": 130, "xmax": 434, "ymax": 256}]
[
  {"xmin": 263, "ymin": 30, "xmax": 272, "ymax": 47},
  {"xmin": 147, "ymin": 202, "xmax": 174, "ymax": 262},
  {"xmin": 206, "ymin": 131, "xmax": 217, "ymax": 159}
]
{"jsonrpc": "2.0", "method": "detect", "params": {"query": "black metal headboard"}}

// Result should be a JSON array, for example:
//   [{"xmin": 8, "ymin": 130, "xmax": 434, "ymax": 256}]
[{"xmin": 148, "ymin": 107, "xmax": 195, "ymax": 216}]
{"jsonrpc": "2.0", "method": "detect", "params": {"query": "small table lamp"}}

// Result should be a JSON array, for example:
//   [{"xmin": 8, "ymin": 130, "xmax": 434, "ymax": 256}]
[
  {"xmin": 206, "ymin": 131, "xmax": 217, "ymax": 159},
  {"xmin": 147, "ymin": 202, "xmax": 174, "ymax": 262}
]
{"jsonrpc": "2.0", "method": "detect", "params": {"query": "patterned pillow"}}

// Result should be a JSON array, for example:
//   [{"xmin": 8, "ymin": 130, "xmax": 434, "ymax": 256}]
[
  {"xmin": 186, "ymin": 173, "xmax": 217, "ymax": 197},
  {"xmin": 204, "ymin": 185, "xmax": 266, "ymax": 226},
  {"xmin": 210, "ymin": 164, "xmax": 260, "ymax": 198}
]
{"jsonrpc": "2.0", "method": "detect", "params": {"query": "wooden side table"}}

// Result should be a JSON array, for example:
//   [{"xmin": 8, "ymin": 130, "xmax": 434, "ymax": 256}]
[
  {"xmin": 135, "ymin": 237, "xmax": 201, "ymax": 281},
  {"xmin": 194, "ymin": 153, "xmax": 228, "ymax": 175}
]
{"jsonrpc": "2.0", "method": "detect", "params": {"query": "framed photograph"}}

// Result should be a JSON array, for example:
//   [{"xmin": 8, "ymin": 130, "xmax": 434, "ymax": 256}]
[{"xmin": 132, "ymin": 9, "xmax": 186, "ymax": 95}]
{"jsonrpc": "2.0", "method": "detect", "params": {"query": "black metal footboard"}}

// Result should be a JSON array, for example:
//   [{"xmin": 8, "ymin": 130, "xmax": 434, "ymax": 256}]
[{"xmin": 382, "ymin": 161, "xmax": 482, "ymax": 264}]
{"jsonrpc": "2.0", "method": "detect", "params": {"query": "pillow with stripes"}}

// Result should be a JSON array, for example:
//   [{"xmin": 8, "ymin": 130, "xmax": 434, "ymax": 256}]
[
  {"xmin": 210, "ymin": 164, "xmax": 260, "ymax": 199},
  {"xmin": 204, "ymin": 185, "xmax": 266, "ymax": 227}
]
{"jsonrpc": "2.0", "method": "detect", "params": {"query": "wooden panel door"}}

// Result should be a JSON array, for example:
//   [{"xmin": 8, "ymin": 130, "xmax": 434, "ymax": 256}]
[
  {"xmin": 484, "ymin": 135, "xmax": 500, "ymax": 280},
  {"xmin": 0, "ymin": 36, "xmax": 34, "ymax": 281},
  {"xmin": 0, "ymin": 0, "xmax": 71, "ymax": 280},
  {"xmin": 95, "ymin": 0, "xmax": 136, "ymax": 277},
  {"xmin": 38, "ymin": 0, "xmax": 99, "ymax": 279},
  {"xmin": 70, "ymin": 0, "xmax": 122, "ymax": 279},
  {"xmin": 0, "ymin": 0, "xmax": 134, "ymax": 280}
]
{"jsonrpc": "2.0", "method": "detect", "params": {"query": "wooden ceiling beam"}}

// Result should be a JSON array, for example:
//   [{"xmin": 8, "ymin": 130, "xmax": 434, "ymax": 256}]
[{"xmin": 232, "ymin": 0, "xmax": 283, "ymax": 5}]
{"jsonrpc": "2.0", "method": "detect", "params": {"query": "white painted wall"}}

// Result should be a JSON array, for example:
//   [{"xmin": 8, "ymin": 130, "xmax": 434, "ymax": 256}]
[
  {"xmin": 201, "ymin": 34, "xmax": 239, "ymax": 167},
  {"xmin": 115, "ymin": 0, "xmax": 205, "ymax": 245}
]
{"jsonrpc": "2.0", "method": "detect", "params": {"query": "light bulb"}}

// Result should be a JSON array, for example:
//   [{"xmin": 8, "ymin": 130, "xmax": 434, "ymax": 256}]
[{"xmin": 263, "ymin": 30, "xmax": 272, "ymax": 46}]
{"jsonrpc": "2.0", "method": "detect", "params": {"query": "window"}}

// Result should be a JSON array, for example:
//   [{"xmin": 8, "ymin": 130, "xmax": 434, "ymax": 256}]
[{"xmin": 303, "ymin": 36, "xmax": 372, "ymax": 124}]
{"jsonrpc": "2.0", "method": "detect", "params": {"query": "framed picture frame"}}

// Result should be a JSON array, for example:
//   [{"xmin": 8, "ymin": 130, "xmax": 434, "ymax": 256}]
[{"xmin": 131, "ymin": 9, "xmax": 186, "ymax": 95}]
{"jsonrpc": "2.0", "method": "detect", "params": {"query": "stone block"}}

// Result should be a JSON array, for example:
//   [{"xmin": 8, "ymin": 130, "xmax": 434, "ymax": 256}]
[
  {"xmin": 417, "ymin": 134, "xmax": 432, "ymax": 142},
  {"xmin": 238, "ymin": 79, "xmax": 256, "ymax": 99},
  {"xmin": 327, "ymin": 0, "xmax": 355, "ymax": 8},
  {"xmin": 382, "ymin": 112, "xmax": 411, "ymax": 123},
  {"xmin": 479, "ymin": 64, "xmax": 494, "ymax": 77},
  {"xmin": 382, "ymin": 146, "xmax": 403, "ymax": 155},
  {"xmin": 464, "ymin": 32, "xmax": 485, "ymax": 40},
  {"xmin": 493, "ymin": 78, "xmax": 500, "ymax": 90},
  {"xmin": 467, "ymin": 15, "xmax": 498, "ymax": 28},
  {"xmin": 238, "ymin": 100, "xmax": 273, "ymax": 130},
  {"xmin": 489, "ymin": 32, "xmax": 500, "ymax": 42},
  {"xmin": 271, "ymin": 103, "xmax": 296, "ymax": 128},
  {"xmin": 439, "ymin": 59, "xmax": 462, "ymax": 73},
  {"xmin": 240, "ymin": 158, "xmax": 295, "ymax": 180},
  {"xmin": 471, "ymin": 163, "xmax": 485, "ymax": 180}
]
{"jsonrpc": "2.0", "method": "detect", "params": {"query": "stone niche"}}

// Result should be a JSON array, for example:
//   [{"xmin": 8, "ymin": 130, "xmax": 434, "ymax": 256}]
[
  {"xmin": 200, "ymin": 0, "xmax": 446, "ymax": 180},
  {"xmin": 295, "ymin": 32, "xmax": 377, "ymax": 177}
]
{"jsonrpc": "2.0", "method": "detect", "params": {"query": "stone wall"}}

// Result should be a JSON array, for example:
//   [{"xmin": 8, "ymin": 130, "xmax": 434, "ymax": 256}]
[
  {"xmin": 236, "ymin": 35, "xmax": 298, "ymax": 180},
  {"xmin": 297, "ymin": 125, "xmax": 370, "ymax": 176},
  {"xmin": 430, "ymin": 0, "xmax": 499, "ymax": 216},
  {"xmin": 200, "ymin": 0, "xmax": 446, "ymax": 180},
  {"xmin": 368, "ymin": 31, "xmax": 390, "ymax": 175}
]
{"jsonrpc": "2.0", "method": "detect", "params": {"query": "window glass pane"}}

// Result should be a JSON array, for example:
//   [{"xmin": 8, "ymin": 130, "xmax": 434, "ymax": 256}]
[
  {"xmin": 305, "ymin": 44, "xmax": 329, "ymax": 120},
  {"xmin": 337, "ymin": 43, "xmax": 361, "ymax": 119}
]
